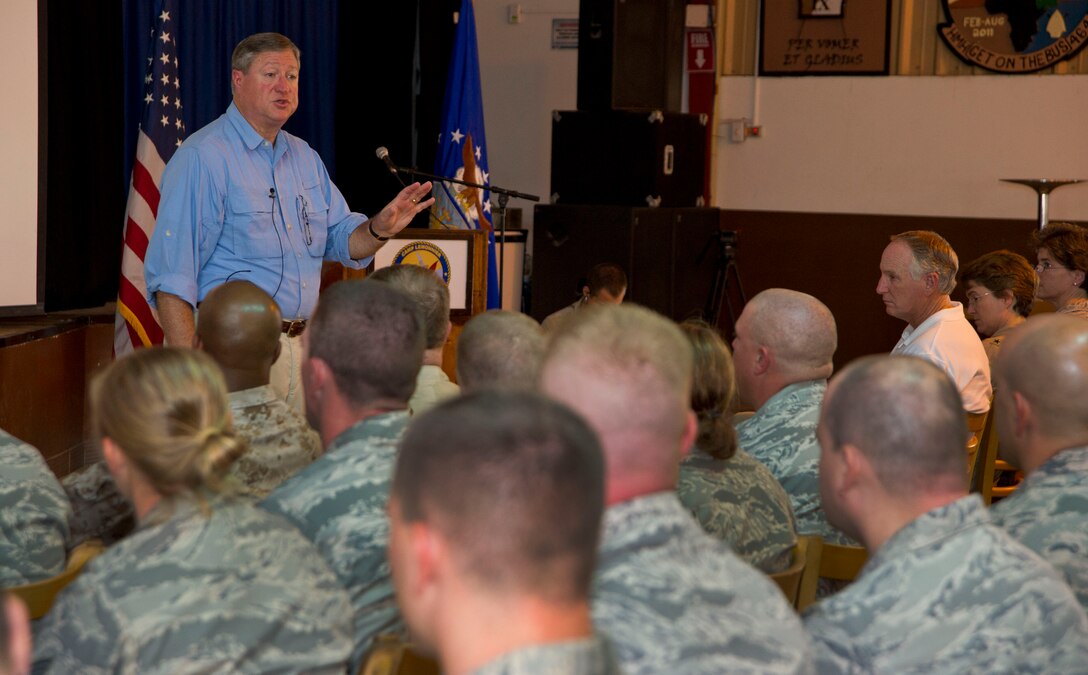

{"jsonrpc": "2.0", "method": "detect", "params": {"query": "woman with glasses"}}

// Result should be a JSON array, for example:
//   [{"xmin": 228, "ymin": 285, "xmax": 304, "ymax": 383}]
[
  {"xmin": 33, "ymin": 348, "xmax": 353, "ymax": 674},
  {"xmin": 959, "ymin": 250, "xmax": 1037, "ymax": 364},
  {"xmin": 1032, "ymin": 222, "xmax": 1088, "ymax": 319}
]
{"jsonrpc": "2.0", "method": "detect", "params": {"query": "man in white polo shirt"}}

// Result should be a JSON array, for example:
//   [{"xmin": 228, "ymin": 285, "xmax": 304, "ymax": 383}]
[{"xmin": 876, "ymin": 230, "xmax": 990, "ymax": 413}]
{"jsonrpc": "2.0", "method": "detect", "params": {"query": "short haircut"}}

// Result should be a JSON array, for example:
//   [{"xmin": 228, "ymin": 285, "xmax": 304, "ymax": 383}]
[
  {"xmin": 587, "ymin": 263, "xmax": 627, "ymax": 298},
  {"xmin": 393, "ymin": 391, "xmax": 605, "ymax": 602},
  {"xmin": 999, "ymin": 314, "xmax": 1088, "ymax": 439},
  {"xmin": 197, "ymin": 280, "xmax": 282, "ymax": 371},
  {"xmin": 231, "ymin": 32, "xmax": 300, "ymax": 73},
  {"xmin": 959, "ymin": 250, "xmax": 1038, "ymax": 318},
  {"xmin": 456, "ymin": 310, "xmax": 545, "ymax": 392},
  {"xmin": 307, "ymin": 280, "xmax": 425, "ymax": 407},
  {"xmin": 680, "ymin": 320, "xmax": 738, "ymax": 460},
  {"xmin": 822, "ymin": 355, "xmax": 967, "ymax": 495},
  {"xmin": 92, "ymin": 347, "xmax": 245, "ymax": 497},
  {"xmin": 542, "ymin": 304, "xmax": 692, "ymax": 470},
  {"xmin": 745, "ymin": 289, "xmax": 837, "ymax": 377},
  {"xmin": 891, "ymin": 231, "xmax": 959, "ymax": 295},
  {"xmin": 368, "ymin": 265, "xmax": 450, "ymax": 349},
  {"xmin": 1032, "ymin": 222, "xmax": 1088, "ymax": 289}
]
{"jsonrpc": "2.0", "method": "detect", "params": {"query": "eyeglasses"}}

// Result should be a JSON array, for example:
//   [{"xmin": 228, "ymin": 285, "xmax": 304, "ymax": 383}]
[
  {"xmin": 1035, "ymin": 260, "xmax": 1067, "ymax": 272},
  {"xmin": 965, "ymin": 291, "xmax": 993, "ymax": 306}
]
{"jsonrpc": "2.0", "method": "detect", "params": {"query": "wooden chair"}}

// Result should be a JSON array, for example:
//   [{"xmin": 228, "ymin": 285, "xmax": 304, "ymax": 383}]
[
  {"xmin": 359, "ymin": 635, "xmax": 440, "ymax": 675},
  {"xmin": 795, "ymin": 537, "xmax": 869, "ymax": 612},
  {"xmin": 5, "ymin": 540, "xmax": 105, "ymax": 619},
  {"xmin": 965, "ymin": 409, "xmax": 989, "ymax": 477},
  {"xmin": 969, "ymin": 406, "xmax": 1000, "ymax": 505},
  {"xmin": 991, "ymin": 459, "xmax": 1025, "ymax": 502},
  {"xmin": 769, "ymin": 535, "xmax": 815, "ymax": 608}
]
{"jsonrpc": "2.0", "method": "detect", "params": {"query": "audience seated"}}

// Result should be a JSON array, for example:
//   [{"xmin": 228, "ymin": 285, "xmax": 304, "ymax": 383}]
[
  {"xmin": 1032, "ymin": 222, "xmax": 1088, "ymax": 318},
  {"xmin": 959, "ymin": 250, "xmax": 1037, "ymax": 365},
  {"xmin": 540, "ymin": 304, "xmax": 812, "ymax": 674},
  {"xmin": 541, "ymin": 263, "xmax": 626, "ymax": 333},
  {"xmin": 676, "ymin": 320, "xmax": 798, "ymax": 573},
  {"xmin": 804, "ymin": 354, "xmax": 1088, "ymax": 673},
  {"xmin": 63, "ymin": 280, "xmax": 325, "ymax": 544},
  {"xmin": 389, "ymin": 391, "xmax": 619, "ymax": 675},
  {"xmin": 369, "ymin": 264, "xmax": 458, "ymax": 415},
  {"xmin": 260, "ymin": 279, "xmax": 425, "ymax": 671},
  {"xmin": 33, "ymin": 348, "xmax": 353, "ymax": 673},
  {"xmin": 990, "ymin": 314, "xmax": 1088, "ymax": 609},
  {"xmin": 0, "ymin": 594, "xmax": 30, "ymax": 675},
  {"xmin": 456, "ymin": 310, "xmax": 545, "ymax": 393},
  {"xmin": 878, "ymin": 230, "xmax": 991, "ymax": 413},
  {"xmin": 733, "ymin": 289, "xmax": 855, "ymax": 546},
  {"xmin": 195, "ymin": 280, "xmax": 322, "ymax": 497},
  {"xmin": 0, "ymin": 430, "xmax": 70, "ymax": 587}
]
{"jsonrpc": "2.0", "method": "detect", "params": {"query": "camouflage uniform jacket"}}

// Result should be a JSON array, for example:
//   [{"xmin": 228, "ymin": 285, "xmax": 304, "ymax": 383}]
[
  {"xmin": 470, "ymin": 637, "xmax": 621, "ymax": 675},
  {"xmin": 32, "ymin": 495, "xmax": 353, "ymax": 674},
  {"xmin": 228, "ymin": 384, "xmax": 322, "ymax": 498},
  {"xmin": 260, "ymin": 410, "xmax": 409, "ymax": 672},
  {"xmin": 991, "ymin": 444, "xmax": 1088, "ymax": 610},
  {"xmin": 735, "ymin": 380, "xmax": 854, "ymax": 545},
  {"xmin": 678, "ymin": 447, "xmax": 798, "ymax": 572},
  {"xmin": 592, "ymin": 492, "xmax": 814, "ymax": 675},
  {"xmin": 0, "ymin": 429, "xmax": 70, "ymax": 586},
  {"xmin": 803, "ymin": 495, "xmax": 1088, "ymax": 674},
  {"xmin": 408, "ymin": 365, "xmax": 460, "ymax": 416}
]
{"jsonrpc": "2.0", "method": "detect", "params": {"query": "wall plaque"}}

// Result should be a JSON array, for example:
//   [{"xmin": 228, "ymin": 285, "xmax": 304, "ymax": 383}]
[
  {"xmin": 939, "ymin": 1, "xmax": 1088, "ymax": 73},
  {"xmin": 760, "ymin": 0, "xmax": 891, "ymax": 75}
]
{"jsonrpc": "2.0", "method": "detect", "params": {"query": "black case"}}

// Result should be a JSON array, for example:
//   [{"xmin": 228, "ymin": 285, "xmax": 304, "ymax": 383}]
[
  {"xmin": 532, "ymin": 204, "xmax": 722, "ymax": 323},
  {"xmin": 550, "ymin": 109, "xmax": 708, "ymax": 208}
]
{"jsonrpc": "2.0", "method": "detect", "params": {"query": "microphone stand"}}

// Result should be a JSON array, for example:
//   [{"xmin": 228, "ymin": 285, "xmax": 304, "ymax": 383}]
[{"xmin": 395, "ymin": 164, "xmax": 540, "ymax": 310}]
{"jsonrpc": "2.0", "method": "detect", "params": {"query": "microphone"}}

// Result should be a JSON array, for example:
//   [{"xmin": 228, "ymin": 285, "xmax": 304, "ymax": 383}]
[
  {"xmin": 268, "ymin": 187, "xmax": 275, "ymax": 199},
  {"xmin": 376, "ymin": 147, "xmax": 408, "ymax": 187},
  {"xmin": 376, "ymin": 147, "xmax": 399, "ymax": 174}
]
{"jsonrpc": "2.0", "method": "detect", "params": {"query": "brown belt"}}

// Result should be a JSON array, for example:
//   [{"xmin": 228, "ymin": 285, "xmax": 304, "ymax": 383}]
[{"xmin": 281, "ymin": 319, "xmax": 307, "ymax": 338}]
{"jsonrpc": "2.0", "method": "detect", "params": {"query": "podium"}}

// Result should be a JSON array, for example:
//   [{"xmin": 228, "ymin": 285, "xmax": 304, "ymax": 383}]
[{"xmin": 321, "ymin": 228, "xmax": 488, "ymax": 319}]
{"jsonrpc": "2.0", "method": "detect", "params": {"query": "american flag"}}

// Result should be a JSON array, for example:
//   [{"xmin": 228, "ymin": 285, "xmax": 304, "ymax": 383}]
[{"xmin": 114, "ymin": 0, "xmax": 186, "ymax": 355}]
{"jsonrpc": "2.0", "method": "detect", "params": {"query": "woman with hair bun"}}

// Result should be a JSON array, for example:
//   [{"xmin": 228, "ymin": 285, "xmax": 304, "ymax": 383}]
[
  {"xmin": 33, "ymin": 348, "xmax": 352, "ymax": 674},
  {"xmin": 675, "ymin": 321, "xmax": 798, "ymax": 574},
  {"xmin": 1032, "ymin": 222, "xmax": 1088, "ymax": 318}
]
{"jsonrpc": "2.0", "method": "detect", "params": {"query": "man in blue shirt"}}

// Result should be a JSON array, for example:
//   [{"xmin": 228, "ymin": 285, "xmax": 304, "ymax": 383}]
[{"xmin": 145, "ymin": 32, "xmax": 432, "ymax": 409}]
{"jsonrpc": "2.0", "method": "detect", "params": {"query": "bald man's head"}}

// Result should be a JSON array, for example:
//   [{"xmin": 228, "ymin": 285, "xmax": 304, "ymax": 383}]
[
  {"xmin": 196, "ymin": 281, "xmax": 282, "ymax": 385},
  {"xmin": 994, "ymin": 315, "xmax": 1088, "ymax": 463},
  {"xmin": 744, "ymin": 289, "xmax": 837, "ymax": 378}
]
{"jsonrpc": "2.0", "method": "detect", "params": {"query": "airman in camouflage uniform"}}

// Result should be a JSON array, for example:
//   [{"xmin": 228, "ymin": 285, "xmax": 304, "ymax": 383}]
[
  {"xmin": 0, "ymin": 429, "xmax": 70, "ymax": 587},
  {"xmin": 227, "ymin": 383, "xmax": 321, "ymax": 498},
  {"xmin": 735, "ymin": 381, "xmax": 852, "ymax": 545},
  {"xmin": 391, "ymin": 392, "xmax": 619, "ymax": 675},
  {"xmin": 261, "ymin": 411, "xmax": 409, "ymax": 669},
  {"xmin": 806, "ymin": 354, "xmax": 1088, "ymax": 674},
  {"xmin": 471, "ymin": 638, "xmax": 620, "ymax": 675},
  {"xmin": 260, "ymin": 278, "xmax": 426, "ymax": 672},
  {"xmin": 33, "ymin": 496, "xmax": 354, "ymax": 674},
  {"xmin": 989, "ymin": 314, "xmax": 1088, "ymax": 610},
  {"xmin": 804, "ymin": 495, "xmax": 1088, "ymax": 674},
  {"xmin": 678, "ymin": 447, "xmax": 797, "ymax": 572},
  {"xmin": 731, "ymin": 289, "xmax": 854, "ymax": 545},
  {"xmin": 541, "ymin": 304, "xmax": 814, "ymax": 675}
]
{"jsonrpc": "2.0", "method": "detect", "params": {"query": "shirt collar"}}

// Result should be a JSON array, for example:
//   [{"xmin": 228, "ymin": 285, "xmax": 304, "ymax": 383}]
[
  {"xmin": 866, "ymin": 494, "xmax": 987, "ymax": 574},
  {"xmin": 226, "ymin": 101, "xmax": 285, "ymax": 153}
]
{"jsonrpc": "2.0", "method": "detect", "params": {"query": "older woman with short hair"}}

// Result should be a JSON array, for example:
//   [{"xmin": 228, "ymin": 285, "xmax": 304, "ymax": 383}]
[
  {"xmin": 1032, "ymin": 222, "xmax": 1088, "ymax": 319},
  {"xmin": 959, "ymin": 250, "xmax": 1037, "ymax": 364},
  {"xmin": 33, "ymin": 348, "xmax": 352, "ymax": 674}
]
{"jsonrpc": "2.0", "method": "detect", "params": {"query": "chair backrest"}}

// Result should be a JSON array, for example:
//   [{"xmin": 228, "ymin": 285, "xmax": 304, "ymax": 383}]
[
  {"xmin": 769, "ymin": 535, "xmax": 813, "ymax": 608},
  {"xmin": 818, "ymin": 541, "xmax": 868, "ymax": 583},
  {"xmin": 360, "ymin": 635, "xmax": 440, "ymax": 675},
  {"xmin": 5, "ymin": 540, "xmax": 105, "ymax": 619},
  {"xmin": 969, "ymin": 407, "xmax": 1000, "ymax": 505},
  {"xmin": 991, "ymin": 459, "xmax": 1025, "ymax": 502},
  {"xmin": 964, "ymin": 408, "xmax": 989, "ymax": 476}
]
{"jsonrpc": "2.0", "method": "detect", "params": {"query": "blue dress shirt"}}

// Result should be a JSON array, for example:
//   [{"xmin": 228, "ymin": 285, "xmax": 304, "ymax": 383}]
[{"xmin": 145, "ymin": 102, "xmax": 370, "ymax": 320}]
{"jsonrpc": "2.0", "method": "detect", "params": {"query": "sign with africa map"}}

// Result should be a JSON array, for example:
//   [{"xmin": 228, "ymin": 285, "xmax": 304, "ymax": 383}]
[{"xmin": 939, "ymin": 0, "xmax": 1088, "ymax": 73}]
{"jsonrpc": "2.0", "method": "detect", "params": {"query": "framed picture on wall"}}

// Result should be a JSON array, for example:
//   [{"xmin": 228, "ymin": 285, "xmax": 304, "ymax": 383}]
[{"xmin": 760, "ymin": 0, "xmax": 891, "ymax": 76}]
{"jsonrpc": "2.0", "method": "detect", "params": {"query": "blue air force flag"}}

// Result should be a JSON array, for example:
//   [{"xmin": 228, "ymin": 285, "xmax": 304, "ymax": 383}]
[{"xmin": 432, "ymin": 0, "xmax": 500, "ymax": 309}]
